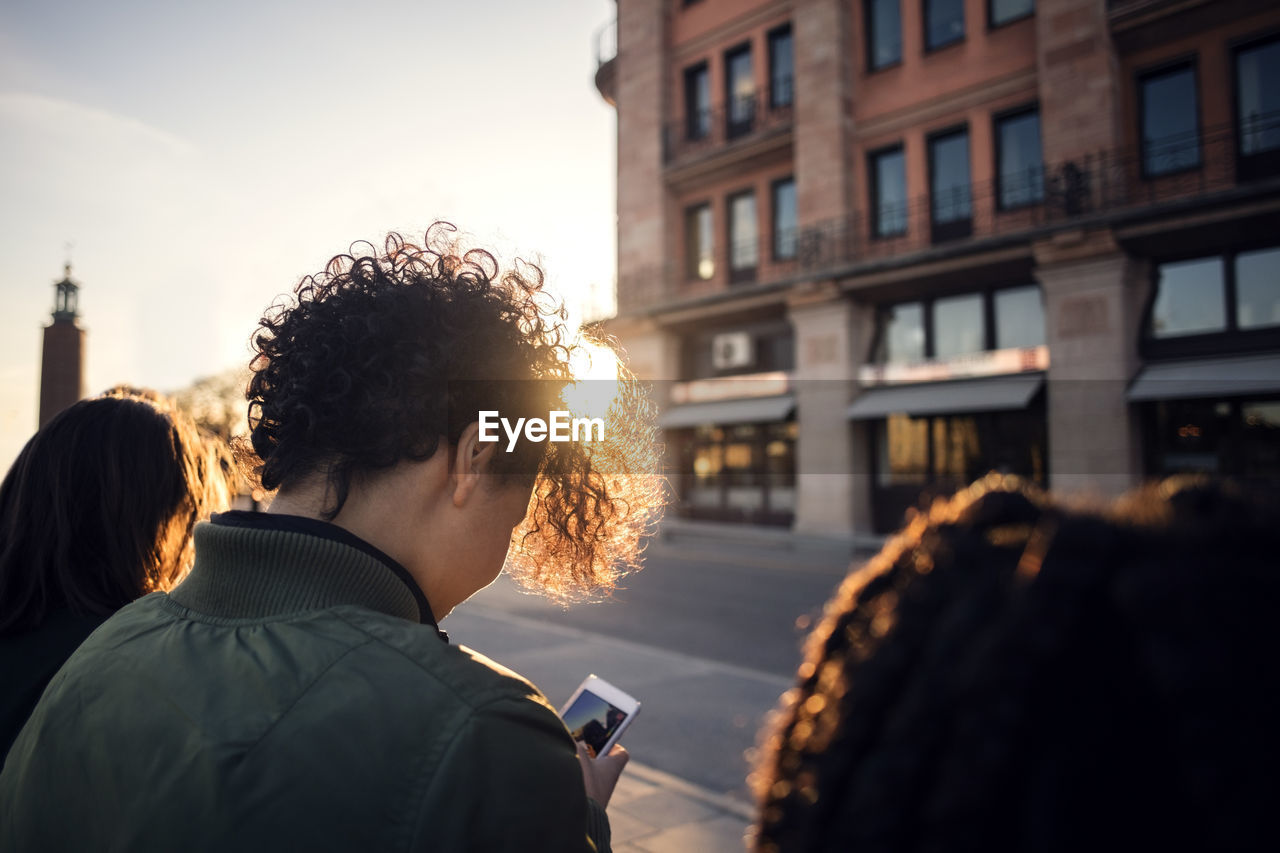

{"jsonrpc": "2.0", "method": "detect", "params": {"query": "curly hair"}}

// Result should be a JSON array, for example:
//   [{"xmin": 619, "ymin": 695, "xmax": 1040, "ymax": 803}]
[
  {"xmin": 244, "ymin": 224, "xmax": 663, "ymax": 598},
  {"xmin": 0, "ymin": 391, "xmax": 234, "ymax": 634},
  {"xmin": 754, "ymin": 474, "xmax": 1280, "ymax": 852}
]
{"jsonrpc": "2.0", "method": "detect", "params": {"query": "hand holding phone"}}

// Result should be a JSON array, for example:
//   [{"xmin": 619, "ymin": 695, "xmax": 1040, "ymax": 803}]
[{"xmin": 559, "ymin": 675, "xmax": 640, "ymax": 759}]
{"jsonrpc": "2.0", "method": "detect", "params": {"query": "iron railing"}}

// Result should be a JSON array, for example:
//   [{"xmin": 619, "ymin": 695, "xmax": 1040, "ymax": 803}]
[
  {"xmin": 617, "ymin": 113, "xmax": 1280, "ymax": 315},
  {"xmin": 663, "ymin": 80, "xmax": 794, "ymax": 164}
]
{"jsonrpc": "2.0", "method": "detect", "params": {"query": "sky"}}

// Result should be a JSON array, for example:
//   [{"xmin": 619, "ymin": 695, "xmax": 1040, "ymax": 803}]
[{"xmin": 0, "ymin": 0, "xmax": 618, "ymax": 469}]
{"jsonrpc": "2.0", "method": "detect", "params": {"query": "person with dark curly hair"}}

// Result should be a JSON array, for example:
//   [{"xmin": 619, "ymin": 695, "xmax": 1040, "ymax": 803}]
[
  {"xmin": 1, "ymin": 225, "xmax": 661, "ymax": 851},
  {"xmin": 0, "ymin": 389, "xmax": 233, "ymax": 764},
  {"xmin": 754, "ymin": 474, "xmax": 1279, "ymax": 853}
]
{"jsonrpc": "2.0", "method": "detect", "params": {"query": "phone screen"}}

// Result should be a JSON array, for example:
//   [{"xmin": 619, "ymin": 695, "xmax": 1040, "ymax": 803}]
[{"xmin": 562, "ymin": 689, "xmax": 629, "ymax": 758}]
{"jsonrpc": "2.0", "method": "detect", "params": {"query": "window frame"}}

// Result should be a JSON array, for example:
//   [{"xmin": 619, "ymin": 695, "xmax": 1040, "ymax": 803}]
[
  {"xmin": 771, "ymin": 176, "xmax": 798, "ymax": 262},
  {"xmin": 993, "ymin": 103, "xmax": 1044, "ymax": 211},
  {"xmin": 1141, "ymin": 243, "xmax": 1280, "ymax": 360},
  {"xmin": 1231, "ymin": 30, "xmax": 1280, "ymax": 181},
  {"xmin": 726, "ymin": 188, "xmax": 759, "ymax": 284},
  {"xmin": 926, "ymin": 123, "xmax": 973, "ymax": 243},
  {"xmin": 865, "ymin": 0, "xmax": 903, "ymax": 73},
  {"xmin": 683, "ymin": 61, "xmax": 711, "ymax": 143},
  {"xmin": 1136, "ymin": 57, "xmax": 1203, "ymax": 180},
  {"xmin": 868, "ymin": 143, "xmax": 909, "ymax": 239},
  {"xmin": 767, "ymin": 24, "xmax": 794, "ymax": 109},
  {"xmin": 872, "ymin": 284, "xmax": 1046, "ymax": 364},
  {"xmin": 923, "ymin": 0, "xmax": 966, "ymax": 54},
  {"xmin": 684, "ymin": 201, "xmax": 715, "ymax": 282},
  {"xmin": 724, "ymin": 42, "xmax": 755, "ymax": 140},
  {"xmin": 987, "ymin": 0, "xmax": 1034, "ymax": 30}
]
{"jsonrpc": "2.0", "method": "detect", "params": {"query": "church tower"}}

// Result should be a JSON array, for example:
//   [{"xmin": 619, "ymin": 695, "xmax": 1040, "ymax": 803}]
[{"xmin": 38, "ymin": 263, "xmax": 86, "ymax": 427}]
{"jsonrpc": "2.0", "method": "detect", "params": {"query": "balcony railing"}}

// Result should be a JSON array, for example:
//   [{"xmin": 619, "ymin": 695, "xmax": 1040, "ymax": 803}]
[
  {"xmin": 796, "ymin": 113, "xmax": 1280, "ymax": 276},
  {"xmin": 663, "ymin": 80, "xmax": 794, "ymax": 165},
  {"xmin": 616, "ymin": 113, "xmax": 1280, "ymax": 315}
]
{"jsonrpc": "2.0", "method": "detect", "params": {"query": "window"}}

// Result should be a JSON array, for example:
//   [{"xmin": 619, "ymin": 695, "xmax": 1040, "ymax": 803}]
[
  {"xmin": 872, "ymin": 407, "xmax": 1047, "ymax": 533},
  {"xmin": 989, "ymin": 0, "xmax": 1033, "ymax": 27},
  {"xmin": 1235, "ymin": 246, "xmax": 1280, "ymax": 330},
  {"xmin": 1151, "ymin": 257, "xmax": 1226, "ymax": 337},
  {"xmin": 933, "ymin": 293, "xmax": 985, "ymax": 358},
  {"xmin": 866, "ymin": 0, "xmax": 902, "ymax": 70},
  {"xmin": 686, "ymin": 204, "xmax": 714, "ymax": 280},
  {"xmin": 925, "ymin": 0, "xmax": 965, "ymax": 51},
  {"xmin": 772, "ymin": 178, "xmax": 797, "ymax": 260},
  {"xmin": 870, "ymin": 146, "xmax": 908, "ymax": 238},
  {"xmin": 879, "ymin": 302, "xmax": 926, "ymax": 363},
  {"xmin": 1141, "ymin": 63, "xmax": 1200, "ymax": 176},
  {"xmin": 879, "ymin": 286, "xmax": 1043, "ymax": 362},
  {"xmin": 996, "ymin": 108, "xmax": 1044, "ymax": 209},
  {"xmin": 725, "ymin": 45, "xmax": 755, "ymax": 138},
  {"xmin": 929, "ymin": 127, "xmax": 972, "ymax": 241},
  {"xmin": 768, "ymin": 25, "xmax": 793, "ymax": 108},
  {"xmin": 684, "ymin": 63, "xmax": 710, "ymax": 141},
  {"xmin": 995, "ymin": 286, "xmax": 1046, "ymax": 349},
  {"xmin": 1236, "ymin": 36, "xmax": 1280, "ymax": 177},
  {"xmin": 728, "ymin": 191, "xmax": 758, "ymax": 282}
]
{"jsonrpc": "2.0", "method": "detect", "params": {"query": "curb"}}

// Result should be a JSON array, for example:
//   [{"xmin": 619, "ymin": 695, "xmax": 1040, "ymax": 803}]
[{"xmin": 625, "ymin": 760, "xmax": 756, "ymax": 822}]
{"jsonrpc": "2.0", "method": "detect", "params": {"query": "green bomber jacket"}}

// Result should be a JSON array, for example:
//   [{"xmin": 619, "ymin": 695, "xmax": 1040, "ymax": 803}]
[{"xmin": 0, "ymin": 514, "xmax": 610, "ymax": 852}]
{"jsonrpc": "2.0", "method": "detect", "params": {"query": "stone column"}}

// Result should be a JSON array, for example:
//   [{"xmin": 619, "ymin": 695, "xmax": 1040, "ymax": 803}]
[
  {"xmin": 792, "ymin": 0, "xmax": 856, "ymax": 227},
  {"xmin": 1035, "ymin": 231, "xmax": 1150, "ymax": 498},
  {"xmin": 615, "ymin": 0, "xmax": 668, "ymax": 315},
  {"xmin": 788, "ymin": 285, "xmax": 875, "ymax": 537}
]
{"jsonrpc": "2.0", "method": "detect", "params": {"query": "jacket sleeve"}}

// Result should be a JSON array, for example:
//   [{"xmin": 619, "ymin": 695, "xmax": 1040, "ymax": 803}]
[{"xmin": 411, "ymin": 693, "xmax": 611, "ymax": 853}]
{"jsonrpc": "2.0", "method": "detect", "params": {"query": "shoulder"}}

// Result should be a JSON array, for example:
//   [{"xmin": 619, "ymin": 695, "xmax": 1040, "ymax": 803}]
[{"xmin": 324, "ymin": 606, "xmax": 560, "ymax": 717}]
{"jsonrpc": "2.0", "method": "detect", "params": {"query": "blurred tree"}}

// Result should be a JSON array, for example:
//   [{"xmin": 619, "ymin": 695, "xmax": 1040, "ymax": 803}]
[{"xmin": 169, "ymin": 368, "xmax": 249, "ymax": 443}]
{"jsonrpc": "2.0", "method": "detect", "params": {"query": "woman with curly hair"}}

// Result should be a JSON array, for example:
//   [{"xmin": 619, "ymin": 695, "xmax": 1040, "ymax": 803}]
[
  {"xmin": 2, "ymin": 225, "xmax": 662, "ymax": 853},
  {"xmin": 754, "ymin": 474, "xmax": 1279, "ymax": 852},
  {"xmin": 0, "ymin": 389, "xmax": 233, "ymax": 763}
]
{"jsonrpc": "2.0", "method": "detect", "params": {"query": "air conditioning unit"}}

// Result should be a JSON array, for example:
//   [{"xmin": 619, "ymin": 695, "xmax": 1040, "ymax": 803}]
[{"xmin": 711, "ymin": 332, "xmax": 754, "ymax": 370}]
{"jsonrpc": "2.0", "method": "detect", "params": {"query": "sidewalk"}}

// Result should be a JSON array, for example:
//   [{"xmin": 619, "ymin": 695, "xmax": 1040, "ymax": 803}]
[
  {"xmin": 607, "ymin": 760, "xmax": 755, "ymax": 852},
  {"xmin": 443, "ymin": 603, "xmax": 790, "ymax": 853}
]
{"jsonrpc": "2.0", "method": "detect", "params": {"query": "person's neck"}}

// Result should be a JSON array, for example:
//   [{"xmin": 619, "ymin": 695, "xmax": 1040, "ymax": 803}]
[{"xmin": 267, "ymin": 474, "xmax": 445, "ymax": 621}]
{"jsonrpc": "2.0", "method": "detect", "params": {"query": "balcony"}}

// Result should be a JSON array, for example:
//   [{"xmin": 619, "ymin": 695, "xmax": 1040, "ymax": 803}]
[
  {"xmin": 593, "ymin": 17, "xmax": 618, "ymax": 106},
  {"xmin": 615, "ymin": 114, "xmax": 1280, "ymax": 317},
  {"xmin": 663, "ymin": 80, "xmax": 794, "ymax": 167}
]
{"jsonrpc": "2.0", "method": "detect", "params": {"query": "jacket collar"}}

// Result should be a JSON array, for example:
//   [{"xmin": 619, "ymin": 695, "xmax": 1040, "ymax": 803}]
[{"xmin": 169, "ymin": 513, "xmax": 447, "ymax": 642}]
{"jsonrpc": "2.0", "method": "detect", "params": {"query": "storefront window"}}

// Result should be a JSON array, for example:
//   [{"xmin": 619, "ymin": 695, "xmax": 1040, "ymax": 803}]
[
  {"xmin": 1148, "ymin": 397, "xmax": 1280, "ymax": 480},
  {"xmin": 995, "ymin": 285, "xmax": 1045, "ymax": 349},
  {"xmin": 677, "ymin": 421, "xmax": 796, "ymax": 525},
  {"xmin": 1151, "ymin": 257, "xmax": 1226, "ymax": 337},
  {"xmin": 1235, "ymin": 247, "xmax": 1280, "ymax": 329},
  {"xmin": 877, "ymin": 415, "xmax": 929, "ymax": 486},
  {"xmin": 871, "ymin": 404, "xmax": 1047, "ymax": 533},
  {"xmin": 933, "ymin": 293, "xmax": 984, "ymax": 358}
]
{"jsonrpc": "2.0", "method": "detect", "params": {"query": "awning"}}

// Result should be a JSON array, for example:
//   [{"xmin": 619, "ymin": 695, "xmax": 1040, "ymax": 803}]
[
  {"xmin": 1127, "ymin": 354, "xmax": 1280, "ymax": 401},
  {"xmin": 847, "ymin": 374, "xmax": 1044, "ymax": 420},
  {"xmin": 659, "ymin": 394, "xmax": 795, "ymax": 429}
]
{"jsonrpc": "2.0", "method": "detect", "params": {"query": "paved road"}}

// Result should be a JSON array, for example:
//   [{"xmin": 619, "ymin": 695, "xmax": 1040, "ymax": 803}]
[{"xmin": 442, "ymin": 536, "xmax": 854, "ymax": 802}]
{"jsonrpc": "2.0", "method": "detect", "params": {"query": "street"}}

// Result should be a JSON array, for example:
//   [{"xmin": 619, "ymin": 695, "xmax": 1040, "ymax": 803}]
[{"xmin": 443, "ymin": 534, "xmax": 855, "ymax": 805}]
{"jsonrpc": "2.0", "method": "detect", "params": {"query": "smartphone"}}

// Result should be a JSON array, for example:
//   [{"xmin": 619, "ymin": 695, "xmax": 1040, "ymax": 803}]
[{"xmin": 559, "ymin": 674, "xmax": 640, "ymax": 759}]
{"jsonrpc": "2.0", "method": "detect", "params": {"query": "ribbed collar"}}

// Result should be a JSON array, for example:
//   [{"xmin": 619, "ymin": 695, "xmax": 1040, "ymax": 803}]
[{"xmin": 168, "ymin": 512, "xmax": 446, "ymax": 642}]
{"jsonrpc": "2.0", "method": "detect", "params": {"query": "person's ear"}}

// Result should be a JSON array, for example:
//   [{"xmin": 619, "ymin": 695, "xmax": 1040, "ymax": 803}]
[{"xmin": 451, "ymin": 421, "xmax": 499, "ymax": 508}]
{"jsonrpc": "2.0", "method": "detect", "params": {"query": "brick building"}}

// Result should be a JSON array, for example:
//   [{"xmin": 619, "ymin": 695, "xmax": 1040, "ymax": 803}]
[{"xmin": 594, "ymin": 0, "xmax": 1280, "ymax": 540}]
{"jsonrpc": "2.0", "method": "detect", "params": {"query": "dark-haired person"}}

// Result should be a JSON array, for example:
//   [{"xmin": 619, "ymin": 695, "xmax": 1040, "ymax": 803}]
[
  {"xmin": 0, "ymin": 390, "xmax": 233, "ymax": 764},
  {"xmin": 1, "ymin": 225, "xmax": 660, "ymax": 852},
  {"xmin": 754, "ymin": 474, "xmax": 1280, "ymax": 853}
]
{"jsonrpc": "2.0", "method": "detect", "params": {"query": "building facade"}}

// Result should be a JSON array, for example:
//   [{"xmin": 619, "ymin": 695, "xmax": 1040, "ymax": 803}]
[{"xmin": 595, "ymin": 0, "xmax": 1280, "ymax": 540}]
